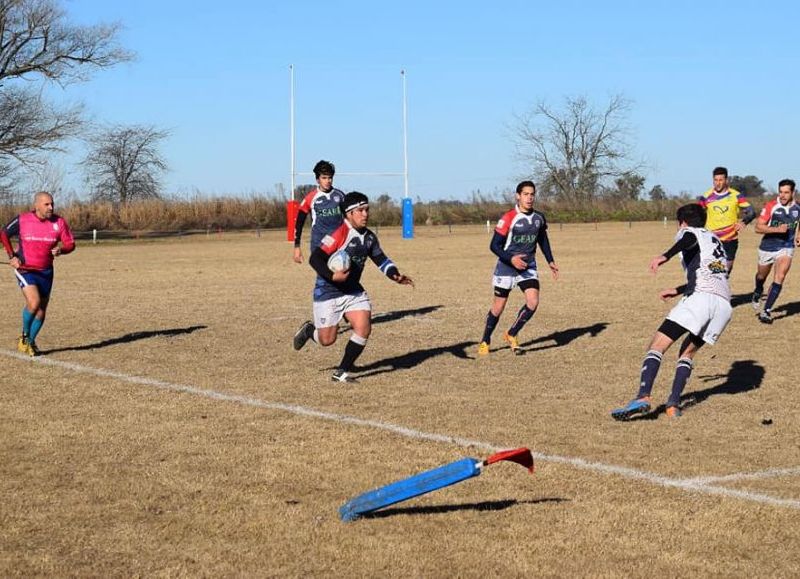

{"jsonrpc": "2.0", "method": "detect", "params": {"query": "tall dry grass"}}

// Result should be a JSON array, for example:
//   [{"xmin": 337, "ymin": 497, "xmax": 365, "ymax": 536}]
[{"xmin": 0, "ymin": 194, "xmax": 768, "ymax": 233}]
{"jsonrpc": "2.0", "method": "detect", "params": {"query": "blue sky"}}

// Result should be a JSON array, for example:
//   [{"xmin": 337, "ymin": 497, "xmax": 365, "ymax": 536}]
[{"xmin": 48, "ymin": 0, "xmax": 800, "ymax": 200}]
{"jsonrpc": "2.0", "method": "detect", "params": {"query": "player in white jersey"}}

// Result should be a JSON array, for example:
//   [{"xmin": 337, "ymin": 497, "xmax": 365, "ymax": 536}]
[{"xmin": 611, "ymin": 204, "xmax": 732, "ymax": 420}]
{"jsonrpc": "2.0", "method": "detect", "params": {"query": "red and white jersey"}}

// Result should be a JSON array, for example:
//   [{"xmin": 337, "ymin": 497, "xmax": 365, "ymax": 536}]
[{"xmin": 1, "ymin": 211, "xmax": 75, "ymax": 271}]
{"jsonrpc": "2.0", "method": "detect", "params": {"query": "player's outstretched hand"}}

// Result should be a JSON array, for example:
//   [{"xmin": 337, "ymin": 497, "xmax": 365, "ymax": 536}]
[
  {"xmin": 548, "ymin": 262, "xmax": 559, "ymax": 280},
  {"xmin": 649, "ymin": 255, "xmax": 667, "ymax": 273},
  {"xmin": 659, "ymin": 287, "xmax": 679, "ymax": 302},
  {"xmin": 392, "ymin": 273, "xmax": 415, "ymax": 287},
  {"xmin": 511, "ymin": 254, "xmax": 528, "ymax": 270},
  {"xmin": 292, "ymin": 247, "xmax": 304, "ymax": 263},
  {"xmin": 331, "ymin": 269, "xmax": 350, "ymax": 283}
]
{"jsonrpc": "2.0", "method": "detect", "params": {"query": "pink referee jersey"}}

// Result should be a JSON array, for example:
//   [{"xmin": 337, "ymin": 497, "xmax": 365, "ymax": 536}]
[{"xmin": 1, "ymin": 211, "xmax": 75, "ymax": 271}]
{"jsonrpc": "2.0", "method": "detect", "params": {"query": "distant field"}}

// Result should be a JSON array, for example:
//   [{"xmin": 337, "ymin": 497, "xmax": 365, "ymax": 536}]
[{"xmin": 1, "ymin": 222, "xmax": 798, "ymax": 576}]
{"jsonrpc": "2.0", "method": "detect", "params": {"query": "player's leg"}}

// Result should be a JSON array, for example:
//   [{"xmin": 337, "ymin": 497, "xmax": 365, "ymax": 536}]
[
  {"xmin": 504, "ymin": 279, "xmax": 540, "ymax": 355},
  {"xmin": 294, "ymin": 297, "xmax": 342, "ymax": 350},
  {"xmin": 723, "ymin": 239, "xmax": 738, "ymax": 276},
  {"xmin": 611, "ymin": 321, "xmax": 682, "ymax": 421},
  {"xmin": 26, "ymin": 293, "xmax": 49, "ymax": 355},
  {"xmin": 334, "ymin": 304, "xmax": 371, "ymax": 382},
  {"xmin": 665, "ymin": 333, "xmax": 704, "ymax": 416},
  {"xmin": 478, "ymin": 282, "xmax": 511, "ymax": 355},
  {"xmin": 18, "ymin": 281, "xmax": 42, "ymax": 353},
  {"xmin": 752, "ymin": 258, "xmax": 772, "ymax": 311},
  {"xmin": 760, "ymin": 253, "xmax": 792, "ymax": 323}
]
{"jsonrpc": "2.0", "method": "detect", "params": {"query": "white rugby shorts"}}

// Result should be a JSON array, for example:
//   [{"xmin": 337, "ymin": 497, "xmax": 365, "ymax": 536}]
[
  {"xmin": 666, "ymin": 292, "xmax": 732, "ymax": 345},
  {"xmin": 493, "ymin": 267, "xmax": 539, "ymax": 290},
  {"xmin": 758, "ymin": 247, "xmax": 794, "ymax": 266},
  {"xmin": 313, "ymin": 291, "xmax": 371, "ymax": 328}
]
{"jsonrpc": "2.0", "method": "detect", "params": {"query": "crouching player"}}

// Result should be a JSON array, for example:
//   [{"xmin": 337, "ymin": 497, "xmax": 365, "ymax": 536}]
[
  {"xmin": 1, "ymin": 191, "xmax": 75, "ymax": 356},
  {"xmin": 611, "ymin": 203, "xmax": 731, "ymax": 420},
  {"xmin": 292, "ymin": 191, "xmax": 414, "ymax": 382},
  {"xmin": 751, "ymin": 179, "xmax": 800, "ymax": 324},
  {"xmin": 477, "ymin": 180, "xmax": 558, "ymax": 356}
]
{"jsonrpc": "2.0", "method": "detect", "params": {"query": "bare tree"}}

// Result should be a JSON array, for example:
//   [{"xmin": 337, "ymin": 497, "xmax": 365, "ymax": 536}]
[
  {"xmin": 512, "ymin": 95, "xmax": 643, "ymax": 205},
  {"xmin": 0, "ymin": 0, "xmax": 132, "ymax": 169},
  {"xmin": 82, "ymin": 125, "xmax": 170, "ymax": 204}
]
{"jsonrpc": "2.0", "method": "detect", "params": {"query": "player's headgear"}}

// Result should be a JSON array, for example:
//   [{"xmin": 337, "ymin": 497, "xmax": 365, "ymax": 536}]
[
  {"xmin": 341, "ymin": 191, "xmax": 369, "ymax": 214},
  {"xmin": 313, "ymin": 160, "xmax": 336, "ymax": 179}
]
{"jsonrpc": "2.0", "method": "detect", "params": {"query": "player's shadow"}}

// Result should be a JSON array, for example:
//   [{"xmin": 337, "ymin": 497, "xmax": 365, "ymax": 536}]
[
  {"xmin": 360, "ymin": 497, "xmax": 569, "ymax": 519},
  {"xmin": 632, "ymin": 359, "xmax": 765, "ymax": 420},
  {"xmin": 772, "ymin": 300, "xmax": 800, "ymax": 320},
  {"xmin": 42, "ymin": 325, "xmax": 208, "ymax": 354},
  {"xmin": 337, "ymin": 305, "xmax": 443, "ymax": 334},
  {"xmin": 350, "ymin": 340, "xmax": 476, "ymax": 378},
  {"xmin": 516, "ymin": 322, "xmax": 609, "ymax": 353}
]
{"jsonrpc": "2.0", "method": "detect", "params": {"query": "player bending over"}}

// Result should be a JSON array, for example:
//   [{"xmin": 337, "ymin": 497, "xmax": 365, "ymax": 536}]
[
  {"xmin": 292, "ymin": 191, "xmax": 414, "ymax": 382},
  {"xmin": 477, "ymin": 180, "xmax": 558, "ymax": 356},
  {"xmin": 750, "ymin": 179, "xmax": 800, "ymax": 324},
  {"xmin": 611, "ymin": 203, "xmax": 731, "ymax": 420},
  {"xmin": 1, "ymin": 191, "xmax": 75, "ymax": 356}
]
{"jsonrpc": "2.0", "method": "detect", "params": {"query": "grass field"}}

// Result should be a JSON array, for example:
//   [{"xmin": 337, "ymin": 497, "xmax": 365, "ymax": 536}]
[{"xmin": 1, "ymin": 222, "xmax": 799, "ymax": 577}]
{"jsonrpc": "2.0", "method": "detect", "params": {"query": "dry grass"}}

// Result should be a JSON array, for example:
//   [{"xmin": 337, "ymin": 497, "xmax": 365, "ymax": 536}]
[{"xmin": 1, "ymin": 222, "xmax": 798, "ymax": 576}]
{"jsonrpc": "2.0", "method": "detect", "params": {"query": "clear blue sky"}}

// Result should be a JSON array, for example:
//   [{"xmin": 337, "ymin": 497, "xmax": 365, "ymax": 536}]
[{"xmin": 54, "ymin": 0, "xmax": 800, "ymax": 200}]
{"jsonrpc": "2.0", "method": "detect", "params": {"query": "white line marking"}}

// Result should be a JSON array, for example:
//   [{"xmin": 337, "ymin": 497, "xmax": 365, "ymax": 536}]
[
  {"xmin": 682, "ymin": 467, "xmax": 800, "ymax": 485},
  {"xmin": 3, "ymin": 349, "xmax": 800, "ymax": 510}
]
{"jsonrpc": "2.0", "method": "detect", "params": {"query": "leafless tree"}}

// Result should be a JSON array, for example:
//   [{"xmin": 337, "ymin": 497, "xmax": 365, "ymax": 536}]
[
  {"xmin": 512, "ymin": 95, "xmax": 643, "ymax": 205},
  {"xmin": 82, "ymin": 125, "xmax": 169, "ymax": 204},
  {"xmin": 0, "ymin": 0, "xmax": 132, "ymax": 169}
]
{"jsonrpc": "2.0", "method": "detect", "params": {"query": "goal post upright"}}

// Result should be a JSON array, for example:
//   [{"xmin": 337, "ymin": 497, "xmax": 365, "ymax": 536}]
[{"xmin": 286, "ymin": 66, "xmax": 412, "ymax": 241}]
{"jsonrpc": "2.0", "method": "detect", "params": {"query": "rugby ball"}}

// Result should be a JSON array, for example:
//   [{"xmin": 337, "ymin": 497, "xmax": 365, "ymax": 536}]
[{"xmin": 327, "ymin": 249, "xmax": 351, "ymax": 272}]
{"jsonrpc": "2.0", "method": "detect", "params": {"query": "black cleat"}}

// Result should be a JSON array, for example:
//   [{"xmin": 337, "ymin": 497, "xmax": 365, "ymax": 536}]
[
  {"xmin": 293, "ymin": 321, "xmax": 314, "ymax": 351},
  {"xmin": 757, "ymin": 310, "xmax": 773, "ymax": 324}
]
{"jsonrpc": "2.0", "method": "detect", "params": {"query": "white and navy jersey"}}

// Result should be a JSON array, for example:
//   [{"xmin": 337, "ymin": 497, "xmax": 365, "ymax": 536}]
[
  {"xmin": 669, "ymin": 227, "xmax": 730, "ymax": 301},
  {"xmin": 491, "ymin": 207, "xmax": 553, "ymax": 277},
  {"xmin": 758, "ymin": 198, "xmax": 800, "ymax": 251},
  {"xmin": 296, "ymin": 187, "xmax": 345, "ymax": 249},
  {"xmin": 311, "ymin": 221, "xmax": 396, "ymax": 301}
]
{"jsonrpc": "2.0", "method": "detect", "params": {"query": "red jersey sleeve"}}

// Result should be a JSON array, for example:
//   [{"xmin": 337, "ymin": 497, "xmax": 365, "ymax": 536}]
[
  {"xmin": 58, "ymin": 217, "xmax": 75, "ymax": 254},
  {"xmin": 1, "ymin": 215, "xmax": 18, "ymax": 257},
  {"xmin": 758, "ymin": 200, "xmax": 776, "ymax": 224},
  {"xmin": 494, "ymin": 209, "xmax": 517, "ymax": 236},
  {"xmin": 319, "ymin": 223, "xmax": 348, "ymax": 255},
  {"xmin": 297, "ymin": 189, "xmax": 318, "ymax": 214}
]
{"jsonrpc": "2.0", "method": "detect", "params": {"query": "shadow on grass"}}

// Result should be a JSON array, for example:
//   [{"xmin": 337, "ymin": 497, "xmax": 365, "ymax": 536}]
[
  {"xmin": 43, "ymin": 325, "xmax": 208, "ymax": 354},
  {"xmin": 772, "ymin": 300, "xmax": 800, "ymax": 320},
  {"xmin": 631, "ymin": 359, "xmax": 765, "ymax": 420},
  {"xmin": 337, "ymin": 305, "xmax": 444, "ymax": 334},
  {"xmin": 354, "ymin": 340, "xmax": 477, "ymax": 378},
  {"xmin": 514, "ymin": 322, "xmax": 609, "ymax": 354},
  {"xmin": 361, "ymin": 497, "xmax": 569, "ymax": 519}
]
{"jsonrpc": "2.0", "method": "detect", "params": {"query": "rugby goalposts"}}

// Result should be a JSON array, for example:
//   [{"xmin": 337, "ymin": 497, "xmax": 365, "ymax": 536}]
[{"xmin": 286, "ymin": 64, "xmax": 413, "ymax": 240}]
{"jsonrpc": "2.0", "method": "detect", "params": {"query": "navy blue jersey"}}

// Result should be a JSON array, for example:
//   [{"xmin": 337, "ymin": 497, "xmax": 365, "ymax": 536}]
[
  {"xmin": 312, "ymin": 221, "xmax": 395, "ymax": 301},
  {"xmin": 491, "ymin": 207, "xmax": 552, "ymax": 277},
  {"xmin": 758, "ymin": 198, "xmax": 800, "ymax": 251},
  {"xmin": 297, "ymin": 187, "xmax": 345, "ymax": 249}
]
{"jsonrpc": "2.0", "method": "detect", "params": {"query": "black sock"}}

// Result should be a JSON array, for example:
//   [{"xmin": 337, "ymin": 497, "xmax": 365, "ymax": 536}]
[
  {"xmin": 754, "ymin": 275, "xmax": 765, "ymax": 297},
  {"xmin": 508, "ymin": 305, "xmax": 536, "ymax": 337},
  {"xmin": 667, "ymin": 357, "xmax": 693, "ymax": 408},
  {"xmin": 636, "ymin": 350, "xmax": 662, "ymax": 398},
  {"xmin": 481, "ymin": 311, "xmax": 500, "ymax": 344},
  {"xmin": 764, "ymin": 282, "xmax": 782, "ymax": 312},
  {"xmin": 338, "ymin": 336, "xmax": 366, "ymax": 372}
]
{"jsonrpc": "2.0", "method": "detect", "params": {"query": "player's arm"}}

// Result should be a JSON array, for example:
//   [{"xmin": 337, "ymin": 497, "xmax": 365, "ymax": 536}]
[
  {"xmin": 659, "ymin": 284, "xmax": 688, "ymax": 301},
  {"xmin": 754, "ymin": 204, "xmax": 787, "ymax": 235},
  {"xmin": 737, "ymin": 195, "xmax": 756, "ymax": 226},
  {"xmin": 53, "ymin": 218, "xmax": 75, "ymax": 256},
  {"xmin": 310, "ymin": 227, "xmax": 349, "ymax": 283},
  {"xmin": 537, "ymin": 224, "xmax": 559, "ymax": 280},
  {"xmin": 489, "ymin": 231, "xmax": 521, "ymax": 268},
  {"xmin": 1, "ymin": 216, "xmax": 21, "ymax": 267},
  {"xmin": 292, "ymin": 192, "xmax": 315, "ymax": 263},
  {"xmin": 650, "ymin": 231, "xmax": 698, "ymax": 272},
  {"xmin": 369, "ymin": 251, "xmax": 414, "ymax": 286}
]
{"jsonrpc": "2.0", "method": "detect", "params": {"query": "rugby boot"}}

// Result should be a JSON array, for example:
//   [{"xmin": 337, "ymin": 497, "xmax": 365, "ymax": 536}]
[
  {"xmin": 503, "ymin": 332, "xmax": 522, "ymax": 355},
  {"xmin": 331, "ymin": 369, "xmax": 357, "ymax": 383},
  {"xmin": 477, "ymin": 342, "xmax": 490, "ymax": 356},
  {"xmin": 751, "ymin": 291, "xmax": 762, "ymax": 311},
  {"xmin": 25, "ymin": 341, "xmax": 41, "ymax": 357},
  {"xmin": 17, "ymin": 334, "xmax": 27, "ymax": 353},
  {"xmin": 293, "ymin": 321, "xmax": 314, "ymax": 351},
  {"xmin": 757, "ymin": 310, "xmax": 773, "ymax": 324},
  {"xmin": 611, "ymin": 396, "xmax": 652, "ymax": 421},
  {"xmin": 665, "ymin": 406, "xmax": 682, "ymax": 418}
]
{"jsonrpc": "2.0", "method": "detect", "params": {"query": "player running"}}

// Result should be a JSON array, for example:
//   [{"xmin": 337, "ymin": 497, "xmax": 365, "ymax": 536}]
[
  {"xmin": 751, "ymin": 179, "xmax": 800, "ymax": 324},
  {"xmin": 292, "ymin": 191, "xmax": 414, "ymax": 382},
  {"xmin": 292, "ymin": 160, "xmax": 345, "ymax": 263},
  {"xmin": 477, "ymin": 180, "xmax": 558, "ymax": 356},
  {"xmin": 697, "ymin": 166, "xmax": 756, "ymax": 274},
  {"xmin": 611, "ymin": 203, "xmax": 731, "ymax": 420},
  {"xmin": 1, "ymin": 191, "xmax": 75, "ymax": 356}
]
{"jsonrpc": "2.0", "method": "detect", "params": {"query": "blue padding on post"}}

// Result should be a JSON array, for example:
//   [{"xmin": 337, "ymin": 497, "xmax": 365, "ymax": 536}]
[{"xmin": 402, "ymin": 197, "xmax": 414, "ymax": 239}]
